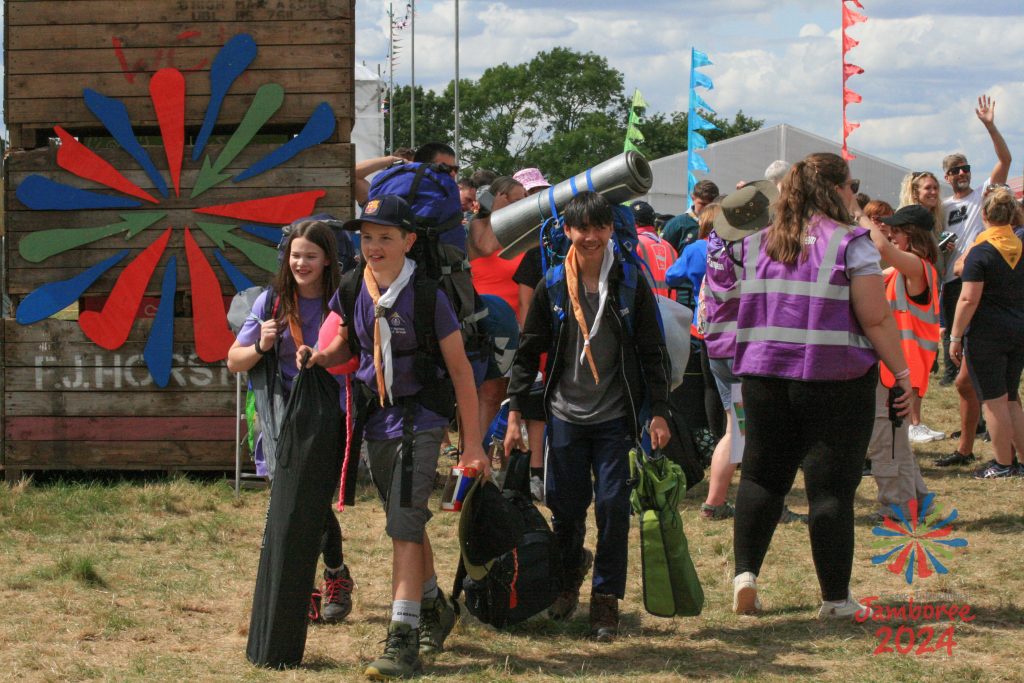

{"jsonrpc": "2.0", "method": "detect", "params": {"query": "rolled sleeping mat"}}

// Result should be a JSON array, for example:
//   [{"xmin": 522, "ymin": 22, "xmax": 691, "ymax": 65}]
[{"xmin": 495, "ymin": 151, "xmax": 654, "ymax": 259}]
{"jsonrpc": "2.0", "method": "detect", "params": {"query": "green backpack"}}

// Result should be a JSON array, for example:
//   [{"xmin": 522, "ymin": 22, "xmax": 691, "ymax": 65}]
[{"xmin": 629, "ymin": 446, "xmax": 704, "ymax": 617}]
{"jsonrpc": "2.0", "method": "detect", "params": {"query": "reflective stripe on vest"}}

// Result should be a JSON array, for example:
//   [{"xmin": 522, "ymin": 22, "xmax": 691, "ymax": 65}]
[
  {"xmin": 880, "ymin": 258, "xmax": 941, "ymax": 390},
  {"xmin": 637, "ymin": 233, "xmax": 678, "ymax": 298},
  {"xmin": 733, "ymin": 219, "xmax": 877, "ymax": 381}
]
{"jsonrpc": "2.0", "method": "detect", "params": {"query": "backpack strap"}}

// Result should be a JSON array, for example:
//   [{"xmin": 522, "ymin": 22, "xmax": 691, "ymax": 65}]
[
  {"xmin": 545, "ymin": 264, "xmax": 568, "ymax": 342},
  {"xmin": 616, "ymin": 261, "xmax": 640, "ymax": 338},
  {"xmin": 338, "ymin": 265, "xmax": 365, "ymax": 360},
  {"xmin": 411, "ymin": 274, "xmax": 457, "ymax": 419}
]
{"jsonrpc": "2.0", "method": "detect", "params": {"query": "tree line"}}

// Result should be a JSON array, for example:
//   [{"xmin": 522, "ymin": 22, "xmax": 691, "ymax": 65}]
[{"xmin": 386, "ymin": 47, "xmax": 763, "ymax": 181}]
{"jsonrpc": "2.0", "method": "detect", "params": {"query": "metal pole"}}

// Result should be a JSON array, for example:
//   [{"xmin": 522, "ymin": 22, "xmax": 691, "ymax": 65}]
[
  {"xmin": 410, "ymin": 0, "xmax": 416, "ymax": 148},
  {"xmin": 454, "ymin": 0, "xmax": 460, "ymax": 165},
  {"xmin": 388, "ymin": 2, "xmax": 394, "ymax": 154},
  {"xmin": 234, "ymin": 372, "xmax": 241, "ymax": 498}
]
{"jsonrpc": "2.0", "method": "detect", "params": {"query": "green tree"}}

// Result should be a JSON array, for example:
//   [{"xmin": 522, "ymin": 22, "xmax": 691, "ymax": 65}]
[{"xmin": 386, "ymin": 84, "xmax": 453, "ymax": 151}]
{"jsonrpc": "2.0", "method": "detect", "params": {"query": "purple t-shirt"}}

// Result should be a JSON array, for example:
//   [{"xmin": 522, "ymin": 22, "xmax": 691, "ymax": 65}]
[
  {"xmin": 236, "ymin": 291, "xmax": 347, "ymax": 405},
  {"xmin": 330, "ymin": 277, "xmax": 460, "ymax": 440}
]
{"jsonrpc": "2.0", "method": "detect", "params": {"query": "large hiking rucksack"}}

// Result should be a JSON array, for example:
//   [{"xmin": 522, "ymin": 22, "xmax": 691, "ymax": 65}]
[{"xmin": 368, "ymin": 162, "xmax": 488, "ymax": 354}]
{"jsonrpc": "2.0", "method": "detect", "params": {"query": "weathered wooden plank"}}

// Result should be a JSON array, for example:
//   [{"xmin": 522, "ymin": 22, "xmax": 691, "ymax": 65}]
[
  {"xmin": 5, "ymin": 364, "xmax": 237, "ymax": 391},
  {"xmin": 8, "ymin": 44, "xmax": 352, "ymax": 75},
  {"xmin": 8, "ymin": 68, "xmax": 353, "ymax": 100},
  {"xmin": 5, "ymin": 341, "xmax": 217, "ymax": 366},
  {"xmin": 7, "ymin": 184, "xmax": 352, "ymax": 212},
  {"xmin": 7, "ymin": 259, "xmax": 267, "ymax": 294},
  {"xmin": 8, "ymin": 19, "xmax": 351, "ymax": 51},
  {"xmin": 8, "ymin": 1, "xmax": 351, "ymax": 26},
  {"xmin": 6, "ymin": 92, "xmax": 353, "ymax": 124},
  {"xmin": 7, "ymin": 166, "xmax": 352, "ymax": 191},
  {"xmin": 6, "ymin": 416, "xmax": 236, "ymax": 440},
  {"xmin": 4, "ymin": 317, "xmax": 201, "ymax": 341},
  {"xmin": 4, "ymin": 441, "xmax": 236, "ymax": 469},
  {"xmin": 5, "ymin": 390, "xmax": 235, "ymax": 416}
]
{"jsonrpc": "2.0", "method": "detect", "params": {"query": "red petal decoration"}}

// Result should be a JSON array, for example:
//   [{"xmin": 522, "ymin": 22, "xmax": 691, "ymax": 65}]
[
  {"xmin": 54, "ymin": 126, "xmax": 158, "ymax": 204},
  {"xmin": 193, "ymin": 190, "xmax": 327, "ymax": 224},
  {"xmin": 184, "ymin": 228, "xmax": 236, "ymax": 362},
  {"xmin": 150, "ymin": 68, "xmax": 186, "ymax": 197}
]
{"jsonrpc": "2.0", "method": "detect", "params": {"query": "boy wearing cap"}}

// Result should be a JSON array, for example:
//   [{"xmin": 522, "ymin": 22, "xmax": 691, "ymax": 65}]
[
  {"xmin": 302, "ymin": 194, "xmax": 489, "ymax": 680},
  {"xmin": 503, "ymin": 191, "xmax": 672, "ymax": 641}
]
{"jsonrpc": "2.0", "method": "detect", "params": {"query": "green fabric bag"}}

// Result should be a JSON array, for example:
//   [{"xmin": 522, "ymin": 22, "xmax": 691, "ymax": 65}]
[{"xmin": 629, "ymin": 446, "xmax": 704, "ymax": 617}]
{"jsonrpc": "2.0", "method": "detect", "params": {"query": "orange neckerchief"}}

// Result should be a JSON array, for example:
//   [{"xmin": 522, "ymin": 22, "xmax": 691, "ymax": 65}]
[
  {"xmin": 361, "ymin": 266, "xmax": 389, "ymax": 407},
  {"xmin": 974, "ymin": 225, "xmax": 1022, "ymax": 268},
  {"xmin": 564, "ymin": 243, "xmax": 613, "ymax": 385}
]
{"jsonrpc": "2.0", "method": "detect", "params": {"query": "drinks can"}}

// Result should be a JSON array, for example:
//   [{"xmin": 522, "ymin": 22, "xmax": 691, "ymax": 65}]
[{"xmin": 440, "ymin": 466, "xmax": 478, "ymax": 512}]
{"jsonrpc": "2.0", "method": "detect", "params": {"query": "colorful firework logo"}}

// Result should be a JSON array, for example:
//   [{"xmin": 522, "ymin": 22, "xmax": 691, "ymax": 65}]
[
  {"xmin": 870, "ymin": 493, "xmax": 968, "ymax": 584},
  {"xmin": 14, "ymin": 34, "xmax": 334, "ymax": 387}
]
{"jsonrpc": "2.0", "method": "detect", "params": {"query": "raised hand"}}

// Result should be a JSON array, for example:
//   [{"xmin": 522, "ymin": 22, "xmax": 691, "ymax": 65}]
[{"xmin": 976, "ymin": 95, "xmax": 996, "ymax": 126}]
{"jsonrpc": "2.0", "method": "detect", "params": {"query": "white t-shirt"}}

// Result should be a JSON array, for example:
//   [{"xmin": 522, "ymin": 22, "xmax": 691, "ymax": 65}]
[{"xmin": 941, "ymin": 178, "xmax": 989, "ymax": 283}]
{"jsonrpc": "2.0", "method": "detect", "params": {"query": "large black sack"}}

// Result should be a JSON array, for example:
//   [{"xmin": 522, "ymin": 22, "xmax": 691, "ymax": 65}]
[
  {"xmin": 246, "ymin": 364, "xmax": 343, "ymax": 669},
  {"xmin": 660, "ymin": 408, "xmax": 706, "ymax": 491}
]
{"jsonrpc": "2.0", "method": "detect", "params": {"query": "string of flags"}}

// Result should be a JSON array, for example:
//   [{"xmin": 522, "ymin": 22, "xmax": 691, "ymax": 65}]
[
  {"xmin": 624, "ymin": 89, "xmax": 647, "ymax": 153},
  {"xmin": 841, "ymin": 0, "xmax": 866, "ymax": 160},
  {"xmin": 687, "ymin": 48, "xmax": 717, "ymax": 209}
]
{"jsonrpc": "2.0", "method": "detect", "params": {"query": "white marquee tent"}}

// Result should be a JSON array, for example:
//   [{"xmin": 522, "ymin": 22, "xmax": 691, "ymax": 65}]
[
  {"xmin": 641, "ymin": 124, "xmax": 910, "ymax": 214},
  {"xmin": 352, "ymin": 64, "xmax": 385, "ymax": 164}
]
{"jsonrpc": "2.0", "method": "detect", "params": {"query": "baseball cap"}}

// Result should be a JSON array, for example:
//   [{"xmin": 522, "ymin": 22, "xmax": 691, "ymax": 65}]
[
  {"xmin": 341, "ymin": 194, "xmax": 415, "ymax": 232},
  {"xmin": 880, "ymin": 204, "xmax": 935, "ymax": 231},
  {"xmin": 713, "ymin": 180, "xmax": 779, "ymax": 242},
  {"xmin": 629, "ymin": 200, "xmax": 656, "ymax": 226}
]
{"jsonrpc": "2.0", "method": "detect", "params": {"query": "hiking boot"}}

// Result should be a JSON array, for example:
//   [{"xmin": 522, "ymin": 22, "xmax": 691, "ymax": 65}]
[
  {"xmin": 700, "ymin": 501, "xmax": 735, "ymax": 520},
  {"xmin": 934, "ymin": 450, "xmax": 975, "ymax": 467},
  {"xmin": 418, "ymin": 588, "xmax": 457, "ymax": 655},
  {"xmin": 973, "ymin": 459, "xmax": 1015, "ymax": 479},
  {"xmin": 308, "ymin": 587, "xmax": 323, "ymax": 623},
  {"xmin": 548, "ymin": 548, "xmax": 594, "ymax": 621},
  {"xmin": 779, "ymin": 506, "xmax": 808, "ymax": 524},
  {"xmin": 321, "ymin": 565, "xmax": 354, "ymax": 624},
  {"xmin": 733, "ymin": 572, "xmax": 761, "ymax": 615},
  {"xmin": 365, "ymin": 622, "xmax": 421, "ymax": 680},
  {"xmin": 819, "ymin": 592, "xmax": 873, "ymax": 621},
  {"xmin": 588, "ymin": 592, "xmax": 619, "ymax": 642},
  {"xmin": 530, "ymin": 474, "xmax": 545, "ymax": 503}
]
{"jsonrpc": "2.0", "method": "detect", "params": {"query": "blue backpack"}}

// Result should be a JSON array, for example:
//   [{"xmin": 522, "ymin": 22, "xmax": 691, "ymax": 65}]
[{"xmin": 276, "ymin": 213, "xmax": 357, "ymax": 272}]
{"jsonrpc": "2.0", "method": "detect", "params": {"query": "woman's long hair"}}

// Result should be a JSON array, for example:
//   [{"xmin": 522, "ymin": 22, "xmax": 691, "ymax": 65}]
[
  {"xmin": 898, "ymin": 171, "xmax": 944, "ymax": 233},
  {"xmin": 766, "ymin": 153, "xmax": 852, "ymax": 264},
  {"xmin": 271, "ymin": 220, "xmax": 341, "ymax": 327},
  {"xmin": 890, "ymin": 222, "xmax": 939, "ymax": 265},
  {"xmin": 982, "ymin": 187, "xmax": 1019, "ymax": 226}
]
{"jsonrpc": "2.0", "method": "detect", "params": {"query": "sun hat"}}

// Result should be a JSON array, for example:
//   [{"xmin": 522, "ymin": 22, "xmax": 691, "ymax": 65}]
[
  {"xmin": 712, "ymin": 179, "xmax": 779, "ymax": 242},
  {"xmin": 512, "ymin": 167, "xmax": 551, "ymax": 193}
]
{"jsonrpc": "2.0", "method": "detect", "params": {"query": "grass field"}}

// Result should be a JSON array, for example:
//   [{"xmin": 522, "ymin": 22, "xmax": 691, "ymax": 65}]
[{"xmin": 1, "ymin": 381, "xmax": 1021, "ymax": 682}]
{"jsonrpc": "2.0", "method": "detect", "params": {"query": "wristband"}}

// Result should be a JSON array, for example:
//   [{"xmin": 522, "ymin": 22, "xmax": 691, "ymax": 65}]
[
  {"xmin": 949, "ymin": 336, "xmax": 962, "ymax": 343},
  {"xmin": 892, "ymin": 367, "xmax": 911, "ymax": 380},
  {"xmin": 254, "ymin": 339, "xmax": 267, "ymax": 355}
]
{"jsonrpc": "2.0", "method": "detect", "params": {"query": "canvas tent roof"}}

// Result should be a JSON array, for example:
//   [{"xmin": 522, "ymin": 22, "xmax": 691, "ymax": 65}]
[
  {"xmin": 641, "ymin": 124, "xmax": 910, "ymax": 215},
  {"xmin": 353, "ymin": 64, "xmax": 385, "ymax": 164}
]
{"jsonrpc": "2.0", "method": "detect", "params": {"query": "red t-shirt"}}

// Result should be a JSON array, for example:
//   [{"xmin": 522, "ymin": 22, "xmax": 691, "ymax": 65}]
[{"xmin": 471, "ymin": 251, "xmax": 525, "ymax": 318}]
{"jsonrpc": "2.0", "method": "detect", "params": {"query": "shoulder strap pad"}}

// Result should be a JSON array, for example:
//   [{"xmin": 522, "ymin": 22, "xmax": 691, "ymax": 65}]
[{"xmin": 338, "ymin": 264, "xmax": 366, "ymax": 358}]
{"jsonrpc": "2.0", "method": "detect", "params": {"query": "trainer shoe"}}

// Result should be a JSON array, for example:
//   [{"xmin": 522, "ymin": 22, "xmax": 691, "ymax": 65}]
[
  {"xmin": 530, "ymin": 475, "xmax": 545, "ymax": 503},
  {"xmin": 418, "ymin": 588, "xmax": 457, "ymax": 655},
  {"xmin": 733, "ymin": 572, "xmax": 761, "ymax": 615},
  {"xmin": 321, "ymin": 565, "xmax": 354, "ymax": 624},
  {"xmin": 700, "ymin": 501, "xmax": 735, "ymax": 521},
  {"xmin": 548, "ymin": 548, "xmax": 594, "ymax": 621},
  {"xmin": 819, "ymin": 592, "xmax": 873, "ymax": 620},
  {"xmin": 308, "ymin": 587, "xmax": 323, "ymax": 623},
  {"xmin": 934, "ymin": 450, "xmax": 976, "ymax": 467},
  {"xmin": 973, "ymin": 460, "xmax": 1015, "ymax": 479},
  {"xmin": 364, "ymin": 622, "xmax": 421, "ymax": 680},
  {"xmin": 589, "ymin": 592, "xmax": 619, "ymax": 642},
  {"xmin": 909, "ymin": 424, "xmax": 943, "ymax": 443},
  {"xmin": 920, "ymin": 423, "xmax": 945, "ymax": 440}
]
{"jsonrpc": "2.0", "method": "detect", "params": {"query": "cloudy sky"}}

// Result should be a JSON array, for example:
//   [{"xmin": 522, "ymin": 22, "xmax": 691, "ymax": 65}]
[{"xmin": 356, "ymin": 0, "xmax": 1024, "ymax": 180}]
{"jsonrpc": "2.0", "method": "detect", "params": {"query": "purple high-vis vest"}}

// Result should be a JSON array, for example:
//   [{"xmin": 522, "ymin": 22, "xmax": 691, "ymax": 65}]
[
  {"xmin": 733, "ymin": 215, "xmax": 878, "ymax": 381},
  {"xmin": 702, "ymin": 230, "xmax": 743, "ymax": 359}
]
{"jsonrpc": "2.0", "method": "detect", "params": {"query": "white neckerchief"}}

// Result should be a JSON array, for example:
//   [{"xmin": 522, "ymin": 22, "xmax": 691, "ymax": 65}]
[
  {"xmin": 579, "ymin": 241, "xmax": 615, "ymax": 367},
  {"xmin": 374, "ymin": 257, "xmax": 416, "ymax": 404}
]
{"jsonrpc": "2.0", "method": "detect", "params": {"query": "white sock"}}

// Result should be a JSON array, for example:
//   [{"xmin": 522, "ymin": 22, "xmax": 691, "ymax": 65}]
[
  {"xmin": 392, "ymin": 600, "xmax": 420, "ymax": 628},
  {"xmin": 422, "ymin": 575, "xmax": 439, "ymax": 600}
]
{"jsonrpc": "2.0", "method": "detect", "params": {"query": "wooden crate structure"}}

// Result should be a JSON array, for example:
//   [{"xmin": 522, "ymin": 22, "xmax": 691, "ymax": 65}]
[{"xmin": 3, "ymin": 0, "xmax": 355, "ymax": 479}]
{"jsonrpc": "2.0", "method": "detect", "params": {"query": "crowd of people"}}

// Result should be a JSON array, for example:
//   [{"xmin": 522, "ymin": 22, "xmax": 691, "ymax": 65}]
[{"xmin": 231, "ymin": 94, "xmax": 1024, "ymax": 679}]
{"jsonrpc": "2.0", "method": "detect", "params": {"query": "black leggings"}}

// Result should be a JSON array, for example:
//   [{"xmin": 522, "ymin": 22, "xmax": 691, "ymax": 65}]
[
  {"xmin": 320, "ymin": 508, "xmax": 344, "ymax": 569},
  {"xmin": 733, "ymin": 367, "xmax": 877, "ymax": 602}
]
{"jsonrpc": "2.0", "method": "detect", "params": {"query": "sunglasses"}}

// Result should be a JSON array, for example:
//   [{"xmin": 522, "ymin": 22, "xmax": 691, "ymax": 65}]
[
  {"xmin": 435, "ymin": 162, "xmax": 460, "ymax": 175},
  {"xmin": 947, "ymin": 165, "xmax": 971, "ymax": 176},
  {"xmin": 843, "ymin": 178, "xmax": 861, "ymax": 194},
  {"xmin": 985, "ymin": 183, "xmax": 1011, "ymax": 194}
]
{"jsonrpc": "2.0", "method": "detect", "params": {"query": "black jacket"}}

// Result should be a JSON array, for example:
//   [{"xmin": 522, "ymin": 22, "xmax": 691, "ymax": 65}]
[{"xmin": 507, "ymin": 262, "xmax": 672, "ymax": 440}]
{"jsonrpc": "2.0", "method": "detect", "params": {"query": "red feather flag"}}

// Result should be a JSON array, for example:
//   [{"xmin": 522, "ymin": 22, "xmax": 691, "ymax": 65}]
[{"xmin": 841, "ymin": 0, "xmax": 867, "ymax": 160}]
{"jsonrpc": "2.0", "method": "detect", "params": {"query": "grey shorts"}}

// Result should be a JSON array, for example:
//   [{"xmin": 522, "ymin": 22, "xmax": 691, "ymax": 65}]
[
  {"xmin": 709, "ymin": 356, "xmax": 740, "ymax": 409},
  {"xmin": 366, "ymin": 427, "xmax": 444, "ymax": 543}
]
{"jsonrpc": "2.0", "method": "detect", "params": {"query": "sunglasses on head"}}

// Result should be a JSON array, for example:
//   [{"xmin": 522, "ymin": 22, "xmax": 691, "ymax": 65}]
[
  {"xmin": 985, "ymin": 183, "xmax": 1011, "ymax": 195},
  {"xmin": 947, "ymin": 164, "xmax": 971, "ymax": 176}
]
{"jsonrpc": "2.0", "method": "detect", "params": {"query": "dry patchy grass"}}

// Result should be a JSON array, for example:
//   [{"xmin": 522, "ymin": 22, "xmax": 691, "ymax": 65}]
[{"xmin": 1, "ymin": 383, "xmax": 1021, "ymax": 681}]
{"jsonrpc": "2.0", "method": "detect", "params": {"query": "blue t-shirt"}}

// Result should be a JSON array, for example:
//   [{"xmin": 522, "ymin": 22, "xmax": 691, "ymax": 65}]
[
  {"xmin": 331, "ymin": 277, "xmax": 460, "ymax": 440},
  {"xmin": 666, "ymin": 239, "xmax": 708, "ymax": 326}
]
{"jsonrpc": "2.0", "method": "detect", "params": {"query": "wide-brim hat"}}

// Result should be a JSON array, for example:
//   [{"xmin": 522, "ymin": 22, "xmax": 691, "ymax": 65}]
[
  {"xmin": 713, "ymin": 180, "xmax": 779, "ymax": 242},
  {"xmin": 341, "ymin": 194, "xmax": 415, "ymax": 232},
  {"xmin": 457, "ymin": 478, "xmax": 525, "ymax": 581}
]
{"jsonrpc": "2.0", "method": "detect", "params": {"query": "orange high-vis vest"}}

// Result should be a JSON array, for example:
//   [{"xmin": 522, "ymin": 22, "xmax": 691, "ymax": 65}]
[
  {"xmin": 636, "ymin": 231, "xmax": 679, "ymax": 299},
  {"xmin": 880, "ymin": 258, "xmax": 940, "ymax": 395}
]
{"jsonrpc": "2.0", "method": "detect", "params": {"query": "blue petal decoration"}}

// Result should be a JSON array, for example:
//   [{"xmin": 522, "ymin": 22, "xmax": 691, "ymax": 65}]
[
  {"xmin": 16, "ymin": 250, "xmax": 128, "ymax": 324},
  {"xmin": 214, "ymin": 249, "xmax": 256, "ymax": 292},
  {"xmin": 871, "ymin": 544, "xmax": 907, "ymax": 564},
  {"xmin": 193, "ymin": 34, "xmax": 258, "ymax": 160},
  {"xmin": 144, "ymin": 256, "xmax": 177, "ymax": 388},
  {"xmin": 905, "ymin": 546, "xmax": 916, "ymax": 584},
  {"xmin": 233, "ymin": 102, "xmax": 336, "ymax": 182},
  {"xmin": 16, "ymin": 175, "xmax": 142, "ymax": 211},
  {"xmin": 239, "ymin": 224, "xmax": 285, "ymax": 243},
  {"xmin": 83, "ymin": 89, "xmax": 169, "ymax": 198}
]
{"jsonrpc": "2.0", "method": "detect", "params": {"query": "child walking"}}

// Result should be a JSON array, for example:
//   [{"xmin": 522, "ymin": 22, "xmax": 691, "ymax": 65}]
[
  {"xmin": 227, "ymin": 220, "xmax": 355, "ymax": 624},
  {"xmin": 504, "ymin": 191, "xmax": 672, "ymax": 641},
  {"xmin": 302, "ymin": 195, "xmax": 489, "ymax": 680}
]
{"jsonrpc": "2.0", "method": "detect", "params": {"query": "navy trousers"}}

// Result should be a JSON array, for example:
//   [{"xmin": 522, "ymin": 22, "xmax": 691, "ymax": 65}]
[{"xmin": 546, "ymin": 415, "xmax": 632, "ymax": 598}]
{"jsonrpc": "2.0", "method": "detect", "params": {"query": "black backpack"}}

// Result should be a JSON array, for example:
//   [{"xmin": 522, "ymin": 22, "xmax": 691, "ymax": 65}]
[{"xmin": 452, "ymin": 451, "xmax": 563, "ymax": 628}]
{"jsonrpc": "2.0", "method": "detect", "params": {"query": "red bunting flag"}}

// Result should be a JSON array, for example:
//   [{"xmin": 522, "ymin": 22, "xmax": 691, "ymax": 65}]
[{"xmin": 841, "ymin": 0, "xmax": 866, "ymax": 160}]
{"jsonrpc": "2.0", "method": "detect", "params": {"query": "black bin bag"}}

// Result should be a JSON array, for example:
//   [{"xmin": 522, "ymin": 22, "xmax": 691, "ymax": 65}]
[{"xmin": 246, "ymin": 363, "xmax": 343, "ymax": 669}]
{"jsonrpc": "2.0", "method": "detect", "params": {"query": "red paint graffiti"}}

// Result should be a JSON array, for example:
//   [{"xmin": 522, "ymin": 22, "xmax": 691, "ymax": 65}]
[{"xmin": 111, "ymin": 29, "xmax": 217, "ymax": 84}]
